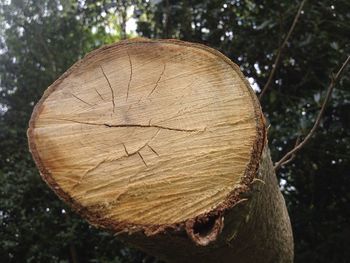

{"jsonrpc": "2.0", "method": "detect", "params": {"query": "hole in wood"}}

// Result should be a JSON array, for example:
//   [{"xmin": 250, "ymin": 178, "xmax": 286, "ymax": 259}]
[
  {"xmin": 193, "ymin": 216, "xmax": 218, "ymax": 238},
  {"xmin": 186, "ymin": 214, "xmax": 224, "ymax": 246},
  {"xmin": 28, "ymin": 39, "xmax": 265, "ymax": 239}
]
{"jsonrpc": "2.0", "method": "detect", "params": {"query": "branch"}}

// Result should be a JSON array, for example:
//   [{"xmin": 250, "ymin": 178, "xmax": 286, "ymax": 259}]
[
  {"xmin": 274, "ymin": 55, "xmax": 350, "ymax": 171},
  {"xmin": 276, "ymin": 136, "xmax": 300, "ymax": 168},
  {"xmin": 259, "ymin": 0, "xmax": 307, "ymax": 100},
  {"xmin": 69, "ymin": 243, "xmax": 79, "ymax": 263}
]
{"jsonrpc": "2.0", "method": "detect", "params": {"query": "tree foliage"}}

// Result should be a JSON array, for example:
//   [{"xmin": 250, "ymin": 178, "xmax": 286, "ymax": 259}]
[
  {"xmin": 0, "ymin": 1, "xmax": 152, "ymax": 262},
  {"xmin": 1, "ymin": 0, "xmax": 349, "ymax": 262}
]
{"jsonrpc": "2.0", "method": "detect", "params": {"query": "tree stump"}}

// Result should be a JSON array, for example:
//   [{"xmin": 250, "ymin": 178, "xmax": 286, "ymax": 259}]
[{"xmin": 28, "ymin": 39, "xmax": 293, "ymax": 262}]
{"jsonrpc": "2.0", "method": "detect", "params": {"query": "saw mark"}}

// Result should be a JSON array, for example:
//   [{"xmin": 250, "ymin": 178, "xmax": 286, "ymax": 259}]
[
  {"xmin": 100, "ymin": 65, "xmax": 115, "ymax": 113},
  {"xmin": 71, "ymin": 159, "xmax": 107, "ymax": 190},
  {"xmin": 158, "ymin": 98, "xmax": 236, "ymax": 125}
]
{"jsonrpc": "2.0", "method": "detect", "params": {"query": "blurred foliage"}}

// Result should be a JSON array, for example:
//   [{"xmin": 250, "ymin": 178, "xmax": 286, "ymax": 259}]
[
  {"xmin": 1, "ymin": 0, "xmax": 349, "ymax": 262},
  {"xmin": 0, "ymin": 0, "xmax": 154, "ymax": 262}
]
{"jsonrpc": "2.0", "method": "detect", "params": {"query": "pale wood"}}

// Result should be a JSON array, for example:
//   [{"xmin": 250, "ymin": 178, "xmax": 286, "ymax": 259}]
[
  {"xmin": 29, "ymin": 39, "xmax": 262, "ymax": 225},
  {"xmin": 28, "ymin": 39, "xmax": 293, "ymax": 262},
  {"xmin": 121, "ymin": 147, "xmax": 293, "ymax": 263}
]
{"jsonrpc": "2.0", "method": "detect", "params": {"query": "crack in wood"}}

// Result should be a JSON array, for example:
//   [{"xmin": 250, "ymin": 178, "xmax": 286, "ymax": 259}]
[
  {"xmin": 122, "ymin": 143, "xmax": 129, "ymax": 155},
  {"xmin": 138, "ymin": 152, "xmax": 148, "ymax": 167},
  {"xmin": 148, "ymin": 63, "xmax": 166, "ymax": 97},
  {"xmin": 71, "ymin": 93, "xmax": 93, "ymax": 107},
  {"xmin": 100, "ymin": 65, "xmax": 115, "ymax": 113},
  {"xmin": 122, "ymin": 129, "xmax": 160, "ymax": 159},
  {"xmin": 52, "ymin": 118, "xmax": 202, "ymax": 133},
  {"xmin": 104, "ymin": 123, "xmax": 200, "ymax": 132},
  {"xmin": 95, "ymin": 88, "xmax": 105, "ymax": 101},
  {"xmin": 148, "ymin": 144, "xmax": 159, "ymax": 156},
  {"xmin": 126, "ymin": 51, "xmax": 133, "ymax": 101},
  {"xmin": 71, "ymin": 130, "xmax": 161, "ymax": 189},
  {"xmin": 53, "ymin": 118, "xmax": 105, "ymax": 126},
  {"xmin": 132, "ymin": 65, "xmax": 205, "ymax": 92}
]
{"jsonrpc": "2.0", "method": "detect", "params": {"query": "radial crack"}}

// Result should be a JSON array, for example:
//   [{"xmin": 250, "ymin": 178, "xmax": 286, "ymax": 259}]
[
  {"xmin": 122, "ymin": 143, "xmax": 129, "ymax": 156},
  {"xmin": 148, "ymin": 63, "xmax": 166, "ymax": 97},
  {"xmin": 127, "ymin": 129, "xmax": 160, "ymax": 157},
  {"xmin": 148, "ymin": 144, "xmax": 159, "ymax": 156},
  {"xmin": 52, "ymin": 118, "xmax": 202, "ymax": 132},
  {"xmin": 104, "ymin": 123, "xmax": 200, "ymax": 132},
  {"xmin": 70, "ymin": 129, "xmax": 161, "ymax": 189},
  {"xmin": 95, "ymin": 88, "xmax": 105, "ymax": 101},
  {"xmin": 138, "ymin": 152, "xmax": 148, "ymax": 167},
  {"xmin": 53, "ymin": 118, "xmax": 104, "ymax": 126},
  {"xmin": 126, "ymin": 52, "xmax": 133, "ymax": 101},
  {"xmin": 71, "ymin": 93, "xmax": 93, "ymax": 107},
  {"xmin": 100, "ymin": 65, "xmax": 115, "ymax": 113},
  {"xmin": 116, "ymin": 130, "xmax": 160, "ymax": 168}
]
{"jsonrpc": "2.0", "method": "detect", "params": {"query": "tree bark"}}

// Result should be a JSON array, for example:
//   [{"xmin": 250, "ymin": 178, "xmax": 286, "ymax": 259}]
[
  {"xmin": 27, "ymin": 39, "xmax": 293, "ymax": 262},
  {"xmin": 121, "ymin": 146, "xmax": 293, "ymax": 263}
]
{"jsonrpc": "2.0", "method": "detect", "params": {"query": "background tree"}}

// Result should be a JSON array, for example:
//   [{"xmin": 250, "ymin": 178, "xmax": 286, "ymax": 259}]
[
  {"xmin": 0, "ymin": 0, "xmax": 153, "ymax": 262},
  {"xmin": 1, "ymin": 0, "xmax": 349, "ymax": 262}
]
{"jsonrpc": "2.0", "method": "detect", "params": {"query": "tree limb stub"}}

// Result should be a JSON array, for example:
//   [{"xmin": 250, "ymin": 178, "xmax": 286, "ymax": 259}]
[{"xmin": 28, "ymin": 39, "xmax": 293, "ymax": 262}]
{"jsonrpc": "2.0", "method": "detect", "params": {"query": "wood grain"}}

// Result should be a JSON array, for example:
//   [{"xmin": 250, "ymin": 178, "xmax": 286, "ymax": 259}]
[{"xmin": 28, "ymin": 39, "xmax": 265, "ymax": 238}]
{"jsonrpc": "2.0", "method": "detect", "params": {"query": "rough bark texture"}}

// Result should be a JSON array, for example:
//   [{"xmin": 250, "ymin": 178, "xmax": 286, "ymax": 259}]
[
  {"xmin": 27, "ymin": 39, "xmax": 293, "ymax": 262},
  {"xmin": 119, "ymin": 146, "xmax": 294, "ymax": 263}
]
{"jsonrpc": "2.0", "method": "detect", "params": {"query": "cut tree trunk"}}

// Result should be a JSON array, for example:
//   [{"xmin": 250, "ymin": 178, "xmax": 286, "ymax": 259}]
[{"xmin": 27, "ymin": 39, "xmax": 293, "ymax": 262}]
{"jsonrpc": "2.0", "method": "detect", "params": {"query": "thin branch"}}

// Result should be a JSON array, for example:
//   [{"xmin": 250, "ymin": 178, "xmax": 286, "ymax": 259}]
[
  {"xmin": 69, "ymin": 244, "xmax": 79, "ymax": 263},
  {"xmin": 259, "ymin": 0, "xmax": 307, "ymax": 100},
  {"xmin": 277, "ymin": 136, "xmax": 300, "ymax": 168},
  {"xmin": 274, "ymin": 55, "xmax": 350, "ymax": 171}
]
